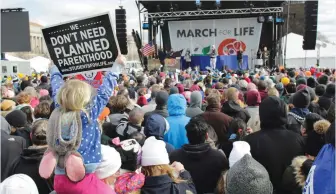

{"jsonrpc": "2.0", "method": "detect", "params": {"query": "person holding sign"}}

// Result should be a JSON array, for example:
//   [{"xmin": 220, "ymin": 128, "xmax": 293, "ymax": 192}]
[{"xmin": 39, "ymin": 56, "xmax": 124, "ymax": 194}]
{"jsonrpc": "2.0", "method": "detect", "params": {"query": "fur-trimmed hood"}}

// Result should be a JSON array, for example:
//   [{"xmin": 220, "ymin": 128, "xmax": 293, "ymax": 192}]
[
  {"xmin": 291, "ymin": 156, "xmax": 313, "ymax": 188},
  {"xmin": 313, "ymin": 119, "xmax": 331, "ymax": 135}
]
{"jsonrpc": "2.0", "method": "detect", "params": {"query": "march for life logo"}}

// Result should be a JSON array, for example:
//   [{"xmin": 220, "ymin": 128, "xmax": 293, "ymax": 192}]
[{"xmin": 42, "ymin": 13, "xmax": 119, "ymax": 75}]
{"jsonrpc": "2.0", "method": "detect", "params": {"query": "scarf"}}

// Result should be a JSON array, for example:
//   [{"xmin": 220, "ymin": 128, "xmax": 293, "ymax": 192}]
[{"xmin": 290, "ymin": 107, "xmax": 310, "ymax": 118}]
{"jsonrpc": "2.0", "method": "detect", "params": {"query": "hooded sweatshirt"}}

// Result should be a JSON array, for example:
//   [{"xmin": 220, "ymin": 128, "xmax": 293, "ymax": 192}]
[
  {"xmin": 145, "ymin": 114, "xmax": 175, "ymax": 154},
  {"xmin": 164, "ymin": 94, "xmax": 190, "ymax": 149},
  {"xmin": 221, "ymin": 100, "xmax": 251, "ymax": 123},
  {"xmin": 186, "ymin": 91, "xmax": 203, "ymax": 118},
  {"xmin": 244, "ymin": 96, "xmax": 305, "ymax": 193},
  {"xmin": 10, "ymin": 146, "xmax": 52, "ymax": 194},
  {"xmin": 169, "ymin": 143, "xmax": 228, "ymax": 194}
]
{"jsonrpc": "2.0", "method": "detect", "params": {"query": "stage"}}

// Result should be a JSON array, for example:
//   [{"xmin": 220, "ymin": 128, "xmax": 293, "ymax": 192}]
[{"xmin": 180, "ymin": 55, "xmax": 249, "ymax": 71}]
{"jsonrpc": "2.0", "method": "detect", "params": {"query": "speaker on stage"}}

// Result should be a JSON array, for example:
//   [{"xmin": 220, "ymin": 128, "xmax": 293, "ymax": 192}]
[
  {"xmin": 115, "ymin": 9, "xmax": 128, "ymax": 55},
  {"xmin": 303, "ymin": 1, "xmax": 318, "ymax": 50}
]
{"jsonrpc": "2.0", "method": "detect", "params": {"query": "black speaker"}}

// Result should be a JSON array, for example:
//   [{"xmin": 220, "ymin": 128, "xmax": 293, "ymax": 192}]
[
  {"xmin": 303, "ymin": 1, "xmax": 318, "ymax": 50},
  {"xmin": 115, "ymin": 9, "xmax": 128, "ymax": 55}
]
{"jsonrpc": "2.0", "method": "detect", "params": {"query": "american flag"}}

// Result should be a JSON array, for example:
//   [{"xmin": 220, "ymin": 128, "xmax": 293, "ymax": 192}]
[{"xmin": 141, "ymin": 42, "xmax": 155, "ymax": 56}]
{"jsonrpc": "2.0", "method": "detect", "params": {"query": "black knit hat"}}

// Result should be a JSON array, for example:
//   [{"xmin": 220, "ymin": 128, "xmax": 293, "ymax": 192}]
[
  {"xmin": 303, "ymin": 113, "xmax": 323, "ymax": 133},
  {"xmin": 5, "ymin": 110, "xmax": 27, "ymax": 128},
  {"xmin": 296, "ymin": 78, "xmax": 307, "ymax": 86},
  {"xmin": 315, "ymin": 84, "xmax": 326, "ymax": 96},
  {"xmin": 326, "ymin": 83, "xmax": 335, "ymax": 97},
  {"xmin": 305, "ymin": 120, "xmax": 330, "ymax": 156},
  {"xmin": 293, "ymin": 88, "xmax": 311, "ymax": 108},
  {"xmin": 307, "ymin": 77, "xmax": 317, "ymax": 88},
  {"xmin": 155, "ymin": 91, "xmax": 169, "ymax": 106},
  {"xmin": 318, "ymin": 75, "xmax": 328, "ymax": 85}
]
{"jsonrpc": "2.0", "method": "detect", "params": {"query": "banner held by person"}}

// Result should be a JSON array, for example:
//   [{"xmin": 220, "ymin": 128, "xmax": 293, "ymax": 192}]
[{"xmin": 42, "ymin": 12, "xmax": 119, "ymax": 75}]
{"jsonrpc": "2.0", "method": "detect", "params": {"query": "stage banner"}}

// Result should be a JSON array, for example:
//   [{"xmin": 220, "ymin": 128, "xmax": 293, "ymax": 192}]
[
  {"xmin": 42, "ymin": 13, "xmax": 119, "ymax": 75},
  {"xmin": 168, "ymin": 18, "xmax": 262, "ymax": 64}
]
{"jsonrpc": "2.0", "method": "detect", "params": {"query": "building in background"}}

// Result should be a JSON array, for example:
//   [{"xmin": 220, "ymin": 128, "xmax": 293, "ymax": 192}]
[{"xmin": 8, "ymin": 22, "xmax": 48, "ymax": 59}]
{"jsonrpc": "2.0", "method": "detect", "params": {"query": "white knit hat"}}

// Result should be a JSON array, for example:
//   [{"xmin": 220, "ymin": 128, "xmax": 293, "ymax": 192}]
[
  {"xmin": 229, "ymin": 141, "xmax": 251, "ymax": 167},
  {"xmin": 141, "ymin": 136, "xmax": 169, "ymax": 166},
  {"xmin": 95, "ymin": 145, "xmax": 122, "ymax": 179},
  {"xmin": 0, "ymin": 174, "xmax": 39, "ymax": 194}
]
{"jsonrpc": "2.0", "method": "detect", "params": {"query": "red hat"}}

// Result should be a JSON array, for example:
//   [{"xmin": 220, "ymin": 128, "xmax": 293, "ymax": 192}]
[{"xmin": 137, "ymin": 96, "xmax": 148, "ymax": 107}]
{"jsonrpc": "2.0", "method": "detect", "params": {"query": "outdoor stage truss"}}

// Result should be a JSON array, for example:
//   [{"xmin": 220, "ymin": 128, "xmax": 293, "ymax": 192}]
[{"xmin": 146, "ymin": 7, "xmax": 283, "ymax": 19}]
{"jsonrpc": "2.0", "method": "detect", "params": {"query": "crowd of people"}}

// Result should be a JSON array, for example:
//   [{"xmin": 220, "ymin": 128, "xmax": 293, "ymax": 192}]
[{"xmin": 0, "ymin": 62, "xmax": 335, "ymax": 194}]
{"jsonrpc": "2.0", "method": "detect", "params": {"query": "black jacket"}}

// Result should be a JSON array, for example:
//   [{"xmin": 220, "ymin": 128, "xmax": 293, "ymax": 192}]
[
  {"xmin": 141, "ymin": 171, "xmax": 197, "ymax": 194},
  {"xmin": 244, "ymin": 97, "xmax": 305, "ymax": 194},
  {"xmin": 318, "ymin": 94, "xmax": 333, "ymax": 111},
  {"xmin": 308, "ymin": 102, "xmax": 327, "ymax": 119},
  {"xmin": 221, "ymin": 100, "xmax": 250, "ymax": 123},
  {"xmin": 10, "ymin": 147, "xmax": 53, "ymax": 194},
  {"xmin": 169, "ymin": 143, "xmax": 228, "ymax": 194},
  {"xmin": 1, "ymin": 130, "xmax": 26, "ymax": 181},
  {"xmin": 12, "ymin": 127, "xmax": 32, "ymax": 147}
]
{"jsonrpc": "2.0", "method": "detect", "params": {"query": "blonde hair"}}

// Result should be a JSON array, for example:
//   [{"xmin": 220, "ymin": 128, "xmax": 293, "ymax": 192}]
[
  {"xmin": 57, "ymin": 79, "xmax": 92, "ymax": 111},
  {"xmin": 24, "ymin": 86, "xmax": 39, "ymax": 99},
  {"xmin": 142, "ymin": 165, "xmax": 185, "ymax": 184},
  {"xmin": 225, "ymin": 87, "xmax": 239, "ymax": 102},
  {"xmin": 216, "ymin": 170, "xmax": 228, "ymax": 194},
  {"xmin": 267, "ymin": 87, "xmax": 279, "ymax": 97}
]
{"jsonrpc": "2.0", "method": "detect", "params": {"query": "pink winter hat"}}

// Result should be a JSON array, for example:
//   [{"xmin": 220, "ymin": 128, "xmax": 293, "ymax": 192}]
[{"xmin": 39, "ymin": 89, "xmax": 49, "ymax": 97}]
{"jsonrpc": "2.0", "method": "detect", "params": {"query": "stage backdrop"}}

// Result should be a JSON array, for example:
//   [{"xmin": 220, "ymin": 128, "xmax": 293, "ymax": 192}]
[{"xmin": 168, "ymin": 18, "xmax": 262, "ymax": 67}]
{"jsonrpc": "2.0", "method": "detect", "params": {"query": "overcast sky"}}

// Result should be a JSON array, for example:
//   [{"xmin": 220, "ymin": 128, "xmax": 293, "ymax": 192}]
[{"xmin": 2, "ymin": 0, "xmax": 336, "ymax": 43}]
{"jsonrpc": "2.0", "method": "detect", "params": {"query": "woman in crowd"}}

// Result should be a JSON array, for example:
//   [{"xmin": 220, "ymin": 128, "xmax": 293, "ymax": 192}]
[{"xmin": 141, "ymin": 137, "xmax": 197, "ymax": 194}]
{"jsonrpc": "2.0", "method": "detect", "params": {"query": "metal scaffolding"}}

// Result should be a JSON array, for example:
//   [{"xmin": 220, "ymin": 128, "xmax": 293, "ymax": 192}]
[{"xmin": 146, "ymin": 7, "xmax": 283, "ymax": 19}]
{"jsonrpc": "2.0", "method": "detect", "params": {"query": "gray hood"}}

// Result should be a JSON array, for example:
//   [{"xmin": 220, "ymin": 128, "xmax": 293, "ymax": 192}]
[
  {"xmin": 189, "ymin": 91, "xmax": 202, "ymax": 108},
  {"xmin": 1, "ymin": 116, "xmax": 11, "ymax": 134}
]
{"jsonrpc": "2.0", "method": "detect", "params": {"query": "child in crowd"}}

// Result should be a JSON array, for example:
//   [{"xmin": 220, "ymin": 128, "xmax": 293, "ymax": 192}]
[
  {"xmin": 38, "ymin": 63, "xmax": 119, "ymax": 194},
  {"xmin": 95, "ymin": 145, "xmax": 122, "ymax": 191},
  {"xmin": 116, "ymin": 108, "xmax": 144, "ymax": 140},
  {"xmin": 219, "ymin": 118, "xmax": 248, "ymax": 158},
  {"xmin": 137, "ymin": 88, "xmax": 148, "ymax": 107}
]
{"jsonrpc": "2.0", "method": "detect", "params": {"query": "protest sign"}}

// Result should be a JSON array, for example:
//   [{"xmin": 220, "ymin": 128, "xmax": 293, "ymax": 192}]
[
  {"xmin": 75, "ymin": 71, "xmax": 103, "ymax": 88},
  {"xmin": 42, "ymin": 13, "xmax": 119, "ymax": 75}
]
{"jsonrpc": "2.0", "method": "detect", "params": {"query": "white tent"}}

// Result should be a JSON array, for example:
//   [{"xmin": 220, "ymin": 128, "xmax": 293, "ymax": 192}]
[
  {"xmin": 4, "ymin": 54, "xmax": 27, "ymax": 61},
  {"xmin": 29, "ymin": 56, "xmax": 50, "ymax": 73},
  {"xmin": 282, "ymin": 33, "xmax": 336, "ymax": 69}
]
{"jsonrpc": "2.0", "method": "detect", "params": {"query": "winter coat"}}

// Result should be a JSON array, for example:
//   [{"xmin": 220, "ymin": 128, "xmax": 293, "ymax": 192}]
[
  {"xmin": 1, "ymin": 130, "xmax": 26, "ymax": 181},
  {"xmin": 202, "ymin": 105, "xmax": 232, "ymax": 144},
  {"xmin": 318, "ymin": 94, "xmax": 333, "ymax": 111},
  {"xmin": 287, "ymin": 112, "xmax": 305, "ymax": 134},
  {"xmin": 144, "ymin": 114, "xmax": 175, "ymax": 154},
  {"xmin": 221, "ymin": 100, "xmax": 250, "ymax": 123},
  {"xmin": 164, "ymin": 94, "xmax": 190, "ymax": 149},
  {"xmin": 308, "ymin": 102, "xmax": 327, "ymax": 119},
  {"xmin": 10, "ymin": 146, "xmax": 53, "ymax": 194},
  {"xmin": 186, "ymin": 91, "xmax": 204, "ymax": 118},
  {"xmin": 169, "ymin": 143, "xmax": 229, "ymax": 194},
  {"xmin": 244, "ymin": 96, "xmax": 305, "ymax": 193},
  {"xmin": 281, "ymin": 156, "xmax": 311, "ymax": 194},
  {"xmin": 11, "ymin": 126, "xmax": 32, "ymax": 147},
  {"xmin": 51, "ymin": 71, "xmax": 118, "ymax": 174},
  {"xmin": 246, "ymin": 106, "xmax": 260, "ymax": 132},
  {"xmin": 115, "ymin": 122, "xmax": 143, "ymax": 141},
  {"xmin": 258, "ymin": 90, "xmax": 268, "ymax": 101},
  {"xmin": 36, "ymin": 82, "xmax": 51, "ymax": 91},
  {"xmin": 141, "ymin": 100, "xmax": 157, "ymax": 114},
  {"xmin": 141, "ymin": 171, "xmax": 197, "ymax": 194}
]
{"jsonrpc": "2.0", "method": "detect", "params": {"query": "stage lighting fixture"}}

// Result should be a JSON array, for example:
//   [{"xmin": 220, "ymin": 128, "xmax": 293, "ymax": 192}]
[
  {"xmin": 159, "ymin": 20, "xmax": 164, "ymax": 27},
  {"xmin": 267, "ymin": 15, "xmax": 274, "ymax": 22},
  {"xmin": 257, "ymin": 15, "xmax": 265, "ymax": 23},
  {"xmin": 153, "ymin": 20, "xmax": 158, "ymax": 26}
]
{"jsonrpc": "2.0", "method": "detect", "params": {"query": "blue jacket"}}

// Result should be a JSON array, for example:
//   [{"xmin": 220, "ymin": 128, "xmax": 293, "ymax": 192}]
[
  {"xmin": 164, "ymin": 94, "xmax": 190, "ymax": 149},
  {"xmin": 51, "ymin": 70, "xmax": 117, "ymax": 174}
]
